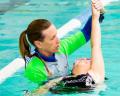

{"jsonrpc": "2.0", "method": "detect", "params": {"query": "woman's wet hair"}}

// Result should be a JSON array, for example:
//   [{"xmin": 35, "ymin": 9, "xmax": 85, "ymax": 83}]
[{"xmin": 19, "ymin": 19, "xmax": 51, "ymax": 59}]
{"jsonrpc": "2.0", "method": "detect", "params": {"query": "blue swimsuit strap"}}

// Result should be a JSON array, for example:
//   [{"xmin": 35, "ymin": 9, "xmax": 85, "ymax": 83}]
[{"xmin": 34, "ymin": 49, "xmax": 57, "ymax": 62}]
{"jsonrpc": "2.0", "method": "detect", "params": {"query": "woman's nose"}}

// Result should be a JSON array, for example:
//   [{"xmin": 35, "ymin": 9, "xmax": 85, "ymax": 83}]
[{"xmin": 56, "ymin": 36, "xmax": 60, "ymax": 44}]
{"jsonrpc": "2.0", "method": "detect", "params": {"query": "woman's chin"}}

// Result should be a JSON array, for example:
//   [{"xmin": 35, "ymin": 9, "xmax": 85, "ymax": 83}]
[{"xmin": 53, "ymin": 49, "xmax": 59, "ymax": 53}]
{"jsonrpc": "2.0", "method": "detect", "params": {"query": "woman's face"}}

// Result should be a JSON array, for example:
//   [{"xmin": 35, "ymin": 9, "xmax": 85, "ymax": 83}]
[
  {"xmin": 35, "ymin": 24, "xmax": 60, "ymax": 55},
  {"xmin": 42, "ymin": 24, "xmax": 60, "ymax": 52},
  {"xmin": 72, "ymin": 58, "xmax": 91, "ymax": 75}
]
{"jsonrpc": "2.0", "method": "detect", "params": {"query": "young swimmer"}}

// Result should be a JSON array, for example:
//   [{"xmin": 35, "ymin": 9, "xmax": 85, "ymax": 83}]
[
  {"xmin": 34, "ymin": 0, "xmax": 105, "ymax": 94},
  {"xmin": 72, "ymin": 0, "xmax": 105, "ymax": 84}
]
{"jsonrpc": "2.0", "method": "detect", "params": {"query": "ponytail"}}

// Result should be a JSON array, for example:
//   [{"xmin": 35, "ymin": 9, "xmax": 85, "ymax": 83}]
[
  {"xmin": 19, "ymin": 30, "xmax": 32, "ymax": 59},
  {"xmin": 19, "ymin": 19, "xmax": 51, "ymax": 60}
]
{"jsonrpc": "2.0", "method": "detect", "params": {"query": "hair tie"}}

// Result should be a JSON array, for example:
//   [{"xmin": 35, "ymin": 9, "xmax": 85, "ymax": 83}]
[{"xmin": 25, "ymin": 31, "xmax": 31, "ymax": 46}]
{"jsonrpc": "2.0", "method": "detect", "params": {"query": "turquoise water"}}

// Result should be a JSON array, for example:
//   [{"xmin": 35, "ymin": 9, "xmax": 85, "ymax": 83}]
[{"xmin": 0, "ymin": 0, "xmax": 120, "ymax": 96}]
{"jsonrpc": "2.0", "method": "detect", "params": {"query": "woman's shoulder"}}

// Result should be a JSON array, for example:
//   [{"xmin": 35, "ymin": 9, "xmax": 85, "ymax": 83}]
[
  {"xmin": 24, "ymin": 56, "xmax": 48, "ymax": 84},
  {"xmin": 26, "ymin": 56, "xmax": 44, "ymax": 68}
]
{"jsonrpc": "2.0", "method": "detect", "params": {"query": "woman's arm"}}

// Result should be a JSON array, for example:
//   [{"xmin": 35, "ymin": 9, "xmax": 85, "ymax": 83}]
[
  {"xmin": 88, "ymin": 0, "xmax": 105, "ymax": 83},
  {"xmin": 34, "ymin": 77, "xmax": 63, "ymax": 94}
]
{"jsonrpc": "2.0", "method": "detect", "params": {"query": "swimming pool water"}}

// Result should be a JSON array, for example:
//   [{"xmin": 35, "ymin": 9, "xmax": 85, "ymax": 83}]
[{"xmin": 0, "ymin": 0, "xmax": 120, "ymax": 96}]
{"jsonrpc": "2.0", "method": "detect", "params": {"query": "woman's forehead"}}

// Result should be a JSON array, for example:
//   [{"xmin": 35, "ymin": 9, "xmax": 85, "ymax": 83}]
[{"xmin": 42, "ymin": 24, "xmax": 57, "ymax": 38}]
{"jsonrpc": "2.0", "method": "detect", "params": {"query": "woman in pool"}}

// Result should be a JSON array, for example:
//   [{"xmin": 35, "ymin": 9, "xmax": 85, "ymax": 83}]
[{"xmin": 34, "ymin": 0, "xmax": 105, "ymax": 94}]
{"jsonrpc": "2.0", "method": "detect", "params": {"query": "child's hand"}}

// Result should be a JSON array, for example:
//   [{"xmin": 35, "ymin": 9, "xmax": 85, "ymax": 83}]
[{"xmin": 92, "ymin": 0, "xmax": 103, "ymax": 19}]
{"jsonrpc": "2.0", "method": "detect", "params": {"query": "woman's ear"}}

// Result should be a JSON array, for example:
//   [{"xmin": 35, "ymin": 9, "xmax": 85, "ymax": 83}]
[{"xmin": 34, "ymin": 40, "xmax": 42, "ymax": 49}]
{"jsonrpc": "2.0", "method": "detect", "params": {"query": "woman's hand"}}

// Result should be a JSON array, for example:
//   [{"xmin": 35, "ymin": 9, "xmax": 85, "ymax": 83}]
[{"xmin": 92, "ymin": 0, "xmax": 103, "ymax": 19}]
